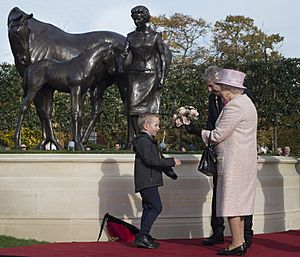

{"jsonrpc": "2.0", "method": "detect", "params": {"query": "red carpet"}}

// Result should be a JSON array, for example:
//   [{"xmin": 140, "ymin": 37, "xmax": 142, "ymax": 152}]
[{"xmin": 0, "ymin": 230, "xmax": 299, "ymax": 257}]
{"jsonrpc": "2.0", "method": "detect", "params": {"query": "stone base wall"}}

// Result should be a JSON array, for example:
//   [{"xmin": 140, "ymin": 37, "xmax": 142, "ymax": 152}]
[{"xmin": 0, "ymin": 154, "xmax": 299, "ymax": 242}]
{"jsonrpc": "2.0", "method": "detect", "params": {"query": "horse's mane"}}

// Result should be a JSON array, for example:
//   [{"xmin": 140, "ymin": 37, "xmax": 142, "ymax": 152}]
[{"xmin": 29, "ymin": 17, "xmax": 70, "ymax": 37}]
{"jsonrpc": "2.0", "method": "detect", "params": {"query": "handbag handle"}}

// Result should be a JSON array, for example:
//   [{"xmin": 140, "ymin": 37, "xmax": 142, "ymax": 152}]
[{"xmin": 208, "ymin": 131, "xmax": 213, "ymax": 147}]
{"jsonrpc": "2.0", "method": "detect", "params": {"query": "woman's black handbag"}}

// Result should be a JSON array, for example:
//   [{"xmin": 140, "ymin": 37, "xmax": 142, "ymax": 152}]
[{"xmin": 198, "ymin": 132, "xmax": 217, "ymax": 176}]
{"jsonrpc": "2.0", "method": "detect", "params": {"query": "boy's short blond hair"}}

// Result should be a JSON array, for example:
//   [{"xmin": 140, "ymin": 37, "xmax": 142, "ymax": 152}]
[{"xmin": 138, "ymin": 113, "xmax": 160, "ymax": 130}]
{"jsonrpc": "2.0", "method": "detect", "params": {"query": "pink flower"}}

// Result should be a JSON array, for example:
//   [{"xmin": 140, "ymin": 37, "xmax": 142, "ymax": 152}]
[
  {"xmin": 182, "ymin": 116, "xmax": 191, "ymax": 125},
  {"xmin": 173, "ymin": 106, "xmax": 200, "ymax": 128},
  {"xmin": 190, "ymin": 109, "xmax": 199, "ymax": 117},
  {"xmin": 175, "ymin": 118, "xmax": 183, "ymax": 127}
]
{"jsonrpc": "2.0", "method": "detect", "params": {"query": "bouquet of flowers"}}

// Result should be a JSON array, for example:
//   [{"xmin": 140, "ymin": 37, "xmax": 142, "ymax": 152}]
[{"xmin": 173, "ymin": 106, "xmax": 199, "ymax": 128}]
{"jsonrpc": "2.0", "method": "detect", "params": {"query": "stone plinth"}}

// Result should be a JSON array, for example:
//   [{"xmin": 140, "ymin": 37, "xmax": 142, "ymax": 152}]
[{"xmin": 0, "ymin": 154, "xmax": 299, "ymax": 242}]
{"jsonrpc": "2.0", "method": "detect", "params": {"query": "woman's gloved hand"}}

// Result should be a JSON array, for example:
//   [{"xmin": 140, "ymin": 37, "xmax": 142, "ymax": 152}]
[{"xmin": 184, "ymin": 124, "xmax": 201, "ymax": 136}]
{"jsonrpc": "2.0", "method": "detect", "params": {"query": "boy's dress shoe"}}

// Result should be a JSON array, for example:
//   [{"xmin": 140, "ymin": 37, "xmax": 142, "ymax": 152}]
[
  {"xmin": 202, "ymin": 234, "xmax": 224, "ymax": 246},
  {"xmin": 217, "ymin": 244, "xmax": 246, "ymax": 256},
  {"xmin": 134, "ymin": 234, "xmax": 159, "ymax": 249}
]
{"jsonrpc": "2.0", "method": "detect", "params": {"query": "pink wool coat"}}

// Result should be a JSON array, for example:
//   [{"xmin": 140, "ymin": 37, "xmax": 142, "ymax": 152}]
[{"xmin": 202, "ymin": 94, "xmax": 257, "ymax": 217}]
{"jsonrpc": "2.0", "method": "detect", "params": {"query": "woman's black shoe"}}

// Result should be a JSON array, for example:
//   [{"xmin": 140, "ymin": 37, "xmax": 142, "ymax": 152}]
[{"xmin": 217, "ymin": 244, "xmax": 246, "ymax": 256}]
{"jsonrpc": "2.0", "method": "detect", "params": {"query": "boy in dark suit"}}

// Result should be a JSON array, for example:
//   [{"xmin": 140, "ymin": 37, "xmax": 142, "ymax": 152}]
[{"xmin": 133, "ymin": 113, "xmax": 181, "ymax": 249}]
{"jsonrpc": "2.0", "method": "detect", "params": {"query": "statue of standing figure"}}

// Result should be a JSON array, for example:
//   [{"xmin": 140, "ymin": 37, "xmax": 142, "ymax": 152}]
[{"xmin": 122, "ymin": 5, "xmax": 172, "ymax": 144}]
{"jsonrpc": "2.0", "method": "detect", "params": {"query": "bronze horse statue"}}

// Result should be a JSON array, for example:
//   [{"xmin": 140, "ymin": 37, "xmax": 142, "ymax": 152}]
[
  {"xmin": 14, "ymin": 43, "xmax": 120, "ymax": 150},
  {"xmin": 8, "ymin": 7, "xmax": 172, "ymax": 149},
  {"xmin": 8, "ymin": 7, "xmax": 127, "ymax": 149}
]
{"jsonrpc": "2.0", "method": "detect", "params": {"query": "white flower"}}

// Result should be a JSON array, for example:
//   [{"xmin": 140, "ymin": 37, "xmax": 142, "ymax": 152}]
[
  {"xmin": 172, "ymin": 105, "xmax": 200, "ymax": 128},
  {"xmin": 178, "ymin": 107, "xmax": 187, "ymax": 115},
  {"xmin": 182, "ymin": 116, "xmax": 191, "ymax": 125},
  {"xmin": 190, "ymin": 109, "xmax": 199, "ymax": 118},
  {"xmin": 175, "ymin": 117, "xmax": 183, "ymax": 127}
]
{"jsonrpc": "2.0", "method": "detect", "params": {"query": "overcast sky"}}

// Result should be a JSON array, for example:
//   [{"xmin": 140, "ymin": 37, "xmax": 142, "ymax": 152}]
[{"xmin": 1, "ymin": 0, "xmax": 299, "ymax": 63}]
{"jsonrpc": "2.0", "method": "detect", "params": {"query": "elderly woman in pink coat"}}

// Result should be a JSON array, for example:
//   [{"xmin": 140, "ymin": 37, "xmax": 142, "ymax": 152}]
[{"xmin": 201, "ymin": 68, "xmax": 257, "ymax": 256}]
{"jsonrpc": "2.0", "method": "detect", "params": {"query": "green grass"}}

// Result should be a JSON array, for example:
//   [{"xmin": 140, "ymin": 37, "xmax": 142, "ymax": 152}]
[
  {"xmin": 0, "ymin": 149, "xmax": 135, "ymax": 154},
  {"xmin": 0, "ymin": 235, "xmax": 48, "ymax": 248}
]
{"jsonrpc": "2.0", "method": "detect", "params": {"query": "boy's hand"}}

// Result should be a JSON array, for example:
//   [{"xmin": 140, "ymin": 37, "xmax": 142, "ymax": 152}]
[{"xmin": 174, "ymin": 158, "xmax": 181, "ymax": 166}]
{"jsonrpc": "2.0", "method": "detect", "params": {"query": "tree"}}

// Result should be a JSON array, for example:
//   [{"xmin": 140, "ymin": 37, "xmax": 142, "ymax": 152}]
[
  {"xmin": 234, "ymin": 58, "xmax": 300, "ymax": 153},
  {"xmin": 94, "ymin": 85, "xmax": 127, "ymax": 147},
  {"xmin": 150, "ymin": 13, "xmax": 212, "ymax": 149},
  {"xmin": 0, "ymin": 63, "xmax": 39, "ymax": 130},
  {"xmin": 151, "ymin": 13, "xmax": 210, "ymax": 64},
  {"xmin": 211, "ymin": 15, "xmax": 284, "ymax": 64},
  {"xmin": 0, "ymin": 63, "xmax": 42, "ymax": 149},
  {"xmin": 2, "ymin": 13, "xmax": 299, "ymax": 154},
  {"xmin": 209, "ymin": 16, "xmax": 292, "ymax": 152}
]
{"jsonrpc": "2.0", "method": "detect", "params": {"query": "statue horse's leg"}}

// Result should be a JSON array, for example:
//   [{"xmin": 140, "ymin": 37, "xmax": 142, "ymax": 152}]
[
  {"xmin": 34, "ymin": 88, "xmax": 62, "ymax": 150},
  {"xmin": 14, "ymin": 108, "xmax": 26, "ymax": 149},
  {"xmin": 14, "ymin": 84, "xmax": 44, "ymax": 149},
  {"xmin": 70, "ymin": 85, "xmax": 85, "ymax": 150},
  {"xmin": 113, "ymin": 73, "xmax": 133, "ymax": 149},
  {"xmin": 81, "ymin": 81, "xmax": 110, "ymax": 145}
]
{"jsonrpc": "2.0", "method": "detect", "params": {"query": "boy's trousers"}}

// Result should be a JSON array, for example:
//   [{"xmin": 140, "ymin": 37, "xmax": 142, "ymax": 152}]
[{"xmin": 139, "ymin": 186, "xmax": 162, "ymax": 235}]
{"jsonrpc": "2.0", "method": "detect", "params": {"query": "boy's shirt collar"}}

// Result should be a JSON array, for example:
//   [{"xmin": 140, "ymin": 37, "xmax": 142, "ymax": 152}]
[
  {"xmin": 141, "ymin": 130, "xmax": 152, "ymax": 137},
  {"xmin": 140, "ymin": 130, "xmax": 156, "ymax": 142}
]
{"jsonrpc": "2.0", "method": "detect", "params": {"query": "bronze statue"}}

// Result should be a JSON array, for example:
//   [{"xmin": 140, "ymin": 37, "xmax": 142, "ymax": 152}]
[
  {"xmin": 14, "ymin": 43, "xmax": 120, "ymax": 150},
  {"xmin": 8, "ymin": 7, "xmax": 127, "ymax": 150},
  {"xmin": 8, "ymin": 6, "xmax": 171, "ymax": 149},
  {"xmin": 122, "ymin": 5, "xmax": 172, "ymax": 142}
]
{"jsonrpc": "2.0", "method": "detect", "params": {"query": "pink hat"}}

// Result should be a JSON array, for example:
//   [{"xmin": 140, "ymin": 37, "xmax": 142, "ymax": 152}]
[{"xmin": 216, "ymin": 69, "xmax": 246, "ymax": 89}]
